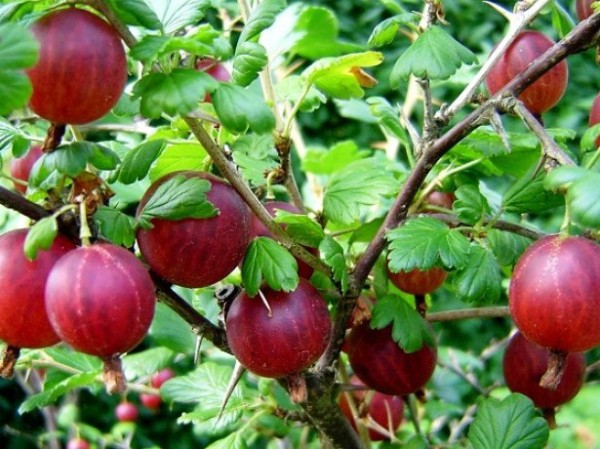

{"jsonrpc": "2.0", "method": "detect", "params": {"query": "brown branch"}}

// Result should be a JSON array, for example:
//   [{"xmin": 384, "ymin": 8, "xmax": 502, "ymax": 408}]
[
  {"xmin": 152, "ymin": 274, "xmax": 230, "ymax": 353},
  {"xmin": 426, "ymin": 306, "xmax": 511, "ymax": 322}
]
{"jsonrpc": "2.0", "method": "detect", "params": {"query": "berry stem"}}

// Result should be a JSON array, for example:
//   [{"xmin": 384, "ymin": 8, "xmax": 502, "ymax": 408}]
[
  {"xmin": 103, "ymin": 355, "xmax": 126, "ymax": 394},
  {"xmin": 541, "ymin": 407, "xmax": 557, "ymax": 429},
  {"xmin": 0, "ymin": 345, "xmax": 21, "ymax": 379},
  {"xmin": 539, "ymin": 350, "xmax": 567, "ymax": 390},
  {"xmin": 79, "ymin": 202, "xmax": 92, "ymax": 247},
  {"xmin": 415, "ymin": 295, "xmax": 427, "ymax": 317}
]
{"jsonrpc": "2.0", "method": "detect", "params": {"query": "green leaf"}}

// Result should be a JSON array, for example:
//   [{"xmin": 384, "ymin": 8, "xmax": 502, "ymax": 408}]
[
  {"xmin": 241, "ymin": 237, "xmax": 299, "ymax": 297},
  {"xmin": 232, "ymin": 42, "xmax": 268, "ymax": 87},
  {"xmin": 149, "ymin": 143, "xmax": 207, "ymax": 182},
  {"xmin": 390, "ymin": 26, "xmax": 477, "ymax": 88},
  {"xmin": 19, "ymin": 372, "xmax": 98, "ymax": 414},
  {"xmin": 230, "ymin": 133, "xmax": 278, "ymax": 185},
  {"xmin": 551, "ymin": 2, "xmax": 575, "ymax": 38},
  {"xmin": 136, "ymin": 174, "xmax": 218, "ymax": 228},
  {"xmin": 303, "ymin": 51, "xmax": 384, "ymax": 99},
  {"xmin": 162, "ymin": 362, "xmax": 247, "ymax": 425},
  {"xmin": 370, "ymin": 295, "xmax": 435, "ymax": 353},
  {"xmin": 88, "ymin": 144, "xmax": 121, "ymax": 171},
  {"xmin": 387, "ymin": 216, "xmax": 471, "ymax": 271},
  {"xmin": 544, "ymin": 166, "xmax": 588, "ymax": 191},
  {"xmin": 205, "ymin": 433, "xmax": 248, "ymax": 449},
  {"xmin": 45, "ymin": 347, "xmax": 102, "ymax": 372},
  {"xmin": 274, "ymin": 211, "xmax": 325, "ymax": 248},
  {"xmin": 237, "ymin": 0, "xmax": 286, "ymax": 49},
  {"xmin": 302, "ymin": 140, "xmax": 370, "ymax": 175},
  {"xmin": 23, "ymin": 217, "xmax": 58, "ymax": 261},
  {"xmin": 502, "ymin": 171, "xmax": 563, "ymax": 214},
  {"xmin": 116, "ymin": 139, "xmax": 166, "ymax": 184},
  {"xmin": 367, "ymin": 97, "xmax": 409, "ymax": 143},
  {"xmin": 291, "ymin": 6, "xmax": 362, "ymax": 59},
  {"xmin": 133, "ymin": 70, "xmax": 219, "ymax": 118},
  {"xmin": 122, "ymin": 347, "xmax": 174, "ymax": 380},
  {"xmin": 319, "ymin": 235, "xmax": 348, "ymax": 293},
  {"xmin": 213, "ymin": 84, "xmax": 275, "ymax": 134},
  {"xmin": 487, "ymin": 229, "xmax": 532, "ymax": 267},
  {"xmin": 323, "ymin": 158, "xmax": 396, "ymax": 225},
  {"xmin": 404, "ymin": 435, "xmax": 429, "ymax": 449},
  {"xmin": 276, "ymin": 75, "xmax": 326, "ymax": 113},
  {"xmin": 44, "ymin": 143, "xmax": 91, "ymax": 177},
  {"xmin": 367, "ymin": 14, "xmax": 415, "ymax": 48},
  {"xmin": 93, "ymin": 206, "xmax": 136, "ymax": 247},
  {"xmin": 150, "ymin": 302, "xmax": 196, "ymax": 354},
  {"xmin": 453, "ymin": 184, "xmax": 490, "ymax": 225},
  {"xmin": 468, "ymin": 394, "xmax": 549, "ymax": 449},
  {"xmin": 580, "ymin": 123, "xmax": 600, "ymax": 153},
  {"xmin": 105, "ymin": 0, "xmax": 162, "ymax": 29},
  {"xmin": 0, "ymin": 23, "xmax": 39, "ymax": 70},
  {"xmin": 453, "ymin": 244, "xmax": 502, "ymax": 304},
  {"xmin": 129, "ymin": 35, "xmax": 170, "ymax": 62},
  {"xmin": 146, "ymin": 0, "xmax": 208, "ymax": 33},
  {"xmin": 0, "ymin": 71, "xmax": 32, "ymax": 116}
]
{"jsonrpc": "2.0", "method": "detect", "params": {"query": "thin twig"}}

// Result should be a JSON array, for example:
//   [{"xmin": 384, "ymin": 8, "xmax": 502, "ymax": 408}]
[{"xmin": 426, "ymin": 306, "xmax": 511, "ymax": 322}]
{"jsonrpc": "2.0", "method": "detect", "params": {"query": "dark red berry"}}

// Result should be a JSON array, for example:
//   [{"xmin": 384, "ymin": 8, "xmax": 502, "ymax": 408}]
[
  {"xmin": 387, "ymin": 266, "xmax": 447, "ymax": 295},
  {"xmin": 576, "ymin": 0, "xmax": 595, "ymax": 20},
  {"xmin": 423, "ymin": 191, "xmax": 455, "ymax": 211},
  {"xmin": 26, "ymin": 8, "xmax": 127, "ymax": 124},
  {"xmin": 588, "ymin": 93, "xmax": 600, "ymax": 147},
  {"xmin": 10, "ymin": 146, "xmax": 43, "ymax": 193},
  {"xmin": 503, "ymin": 332, "xmax": 586, "ymax": 409},
  {"xmin": 45, "ymin": 243, "xmax": 156, "ymax": 358},
  {"xmin": 196, "ymin": 59, "xmax": 230, "ymax": 102},
  {"xmin": 225, "ymin": 279, "xmax": 332, "ymax": 378},
  {"xmin": 140, "ymin": 393, "xmax": 162, "ymax": 410},
  {"xmin": 115, "ymin": 401, "xmax": 138, "ymax": 422},
  {"xmin": 0, "ymin": 229, "xmax": 75, "ymax": 349},
  {"xmin": 345, "ymin": 321, "xmax": 437, "ymax": 396},
  {"xmin": 509, "ymin": 235, "xmax": 600, "ymax": 353},
  {"xmin": 150, "ymin": 368, "xmax": 175, "ymax": 388},
  {"xmin": 338, "ymin": 375, "xmax": 404, "ymax": 441},
  {"xmin": 486, "ymin": 31, "xmax": 568, "ymax": 114},
  {"xmin": 136, "ymin": 171, "xmax": 251, "ymax": 288}
]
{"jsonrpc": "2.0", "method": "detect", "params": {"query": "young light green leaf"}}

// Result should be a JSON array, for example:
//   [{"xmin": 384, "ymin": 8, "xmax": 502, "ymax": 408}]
[
  {"xmin": 370, "ymin": 295, "xmax": 435, "ymax": 353},
  {"xmin": 453, "ymin": 184, "xmax": 490, "ymax": 225},
  {"xmin": 150, "ymin": 302, "xmax": 196, "ymax": 354},
  {"xmin": 468, "ymin": 394, "xmax": 549, "ymax": 449},
  {"xmin": 149, "ymin": 142, "xmax": 207, "ymax": 182},
  {"xmin": 146, "ymin": 0, "xmax": 208, "ymax": 33},
  {"xmin": 104, "ymin": 0, "xmax": 162, "ymax": 30},
  {"xmin": 544, "ymin": 166, "xmax": 588, "ymax": 191},
  {"xmin": 136, "ymin": 174, "xmax": 218, "ymax": 228},
  {"xmin": 274, "ymin": 211, "xmax": 325, "ymax": 248},
  {"xmin": 276, "ymin": 75, "xmax": 327, "ymax": 113},
  {"xmin": 19, "ymin": 372, "xmax": 99, "ymax": 414},
  {"xmin": 116, "ymin": 139, "xmax": 166, "ymax": 184},
  {"xmin": 0, "ymin": 23, "xmax": 39, "ymax": 70},
  {"xmin": 404, "ymin": 435, "xmax": 429, "ymax": 449},
  {"xmin": 230, "ymin": 133, "xmax": 278, "ymax": 185},
  {"xmin": 291, "ymin": 6, "xmax": 362, "ymax": 59},
  {"xmin": 367, "ymin": 14, "xmax": 415, "ymax": 48},
  {"xmin": 551, "ymin": 2, "xmax": 575, "ymax": 38},
  {"xmin": 241, "ymin": 237, "xmax": 299, "ymax": 297},
  {"xmin": 23, "ymin": 216, "xmax": 58, "ymax": 261},
  {"xmin": 303, "ymin": 51, "xmax": 384, "ymax": 99},
  {"xmin": 323, "ymin": 158, "xmax": 396, "ymax": 225},
  {"xmin": 580, "ymin": 123, "xmax": 600, "ymax": 152},
  {"xmin": 45, "ymin": 347, "xmax": 102, "ymax": 372},
  {"xmin": 453, "ymin": 244, "xmax": 502, "ymax": 304},
  {"xmin": 237, "ymin": 0, "xmax": 286, "ymax": 49},
  {"xmin": 0, "ymin": 71, "xmax": 32, "ymax": 116},
  {"xmin": 122, "ymin": 347, "xmax": 174, "ymax": 380},
  {"xmin": 319, "ymin": 235, "xmax": 348, "ymax": 293},
  {"xmin": 564, "ymin": 171, "xmax": 600, "ymax": 228},
  {"xmin": 93, "ymin": 206, "xmax": 136, "ymax": 247},
  {"xmin": 390, "ymin": 26, "xmax": 477, "ymax": 88},
  {"xmin": 302, "ymin": 140, "xmax": 370, "ymax": 175},
  {"xmin": 133, "ymin": 69, "xmax": 219, "ymax": 118},
  {"xmin": 205, "ymin": 433, "xmax": 248, "ymax": 449},
  {"xmin": 387, "ymin": 216, "xmax": 471, "ymax": 271},
  {"xmin": 129, "ymin": 35, "xmax": 170, "ymax": 62},
  {"xmin": 232, "ymin": 42, "xmax": 268, "ymax": 87},
  {"xmin": 213, "ymin": 84, "xmax": 276, "ymax": 134},
  {"xmin": 487, "ymin": 229, "xmax": 532, "ymax": 267}
]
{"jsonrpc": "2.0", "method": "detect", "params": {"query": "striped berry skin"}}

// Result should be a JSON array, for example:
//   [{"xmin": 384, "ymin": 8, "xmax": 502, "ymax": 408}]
[
  {"xmin": 387, "ymin": 267, "xmax": 447, "ymax": 295},
  {"xmin": 45, "ymin": 244, "xmax": 155, "ymax": 357},
  {"xmin": 486, "ymin": 31, "xmax": 568, "ymax": 115},
  {"xmin": 225, "ymin": 279, "xmax": 332, "ymax": 378},
  {"xmin": 576, "ymin": 0, "xmax": 595, "ymax": 21},
  {"xmin": 26, "ymin": 8, "xmax": 127, "ymax": 124},
  {"xmin": 503, "ymin": 332, "xmax": 586, "ymax": 409},
  {"xmin": 10, "ymin": 146, "xmax": 44, "ymax": 194},
  {"xmin": 0, "ymin": 229, "xmax": 75, "ymax": 349},
  {"xmin": 346, "ymin": 321, "xmax": 437, "ymax": 396},
  {"xmin": 136, "ymin": 171, "xmax": 251, "ymax": 288},
  {"xmin": 509, "ymin": 235, "xmax": 600, "ymax": 353}
]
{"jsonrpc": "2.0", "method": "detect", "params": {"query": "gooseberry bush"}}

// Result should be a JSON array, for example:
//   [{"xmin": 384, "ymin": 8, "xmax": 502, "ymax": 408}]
[{"xmin": 0, "ymin": 1, "xmax": 600, "ymax": 448}]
